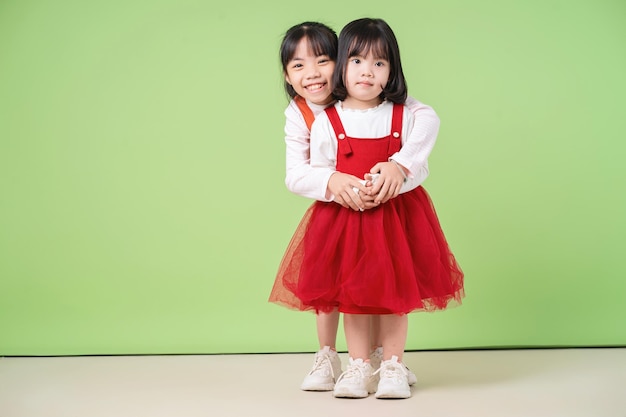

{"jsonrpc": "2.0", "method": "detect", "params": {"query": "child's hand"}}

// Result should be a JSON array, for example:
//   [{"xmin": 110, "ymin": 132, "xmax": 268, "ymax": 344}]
[
  {"xmin": 355, "ymin": 173, "xmax": 380, "ymax": 210},
  {"xmin": 357, "ymin": 190, "xmax": 380, "ymax": 210},
  {"xmin": 368, "ymin": 161, "xmax": 408, "ymax": 204},
  {"xmin": 327, "ymin": 172, "xmax": 369, "ymax": 211}
]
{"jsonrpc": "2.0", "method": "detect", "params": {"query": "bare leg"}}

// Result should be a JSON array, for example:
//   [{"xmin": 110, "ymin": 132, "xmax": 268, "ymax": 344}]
[
  {"xmin": 379, "ymin": 314, "xmax": 408, "ymax": 361},
  {"xmin": 343, "ymin": 314, "xmax": 371, "ymax": 360},
  {"xmin": 370, "ymin": 315, "xmax": 382, "ymax": 351},
  {"xmin": 316, "ymin": 309, "xmax": 340, "ymax": 349}
]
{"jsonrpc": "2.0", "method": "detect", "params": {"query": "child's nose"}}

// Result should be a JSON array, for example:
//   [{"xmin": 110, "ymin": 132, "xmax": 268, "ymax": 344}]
[{"xmin": 307, "ymin": 68, "xmax": 321, "ymax": 78}]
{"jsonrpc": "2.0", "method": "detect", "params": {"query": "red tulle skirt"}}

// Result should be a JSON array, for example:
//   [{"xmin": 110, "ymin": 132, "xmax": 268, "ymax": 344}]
[{"xmin": 269, "ymin": 186, "xmax": 464, "ymax": 314}]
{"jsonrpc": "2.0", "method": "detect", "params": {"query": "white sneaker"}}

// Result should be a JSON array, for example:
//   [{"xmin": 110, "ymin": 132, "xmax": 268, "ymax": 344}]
[
  {"xmin": 370, "ymin": 347, "xmax": 417, "ymax": 386},
  {"xmin": 374, "ymin": 355, "xmax": 411, "ymax": 399},
  {"xmin": 333, "ymin": 358, "xmax": 376, "ymax": 398},
  {"xmin": 300, "ymin": 346, "xmax": 342, "ymax": 391}
]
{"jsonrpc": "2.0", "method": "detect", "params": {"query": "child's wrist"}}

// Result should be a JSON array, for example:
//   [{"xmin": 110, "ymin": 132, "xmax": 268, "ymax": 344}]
[{"xmin": 389, "ymin": 159, "xmax": 408, "ymax": 183}]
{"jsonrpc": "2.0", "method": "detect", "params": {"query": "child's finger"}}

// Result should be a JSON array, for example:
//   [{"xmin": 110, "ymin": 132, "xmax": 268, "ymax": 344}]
[
  {"xmin": 375, "ymin": 180, "xmax": 391, "ymax": 203},
  {"xmin": 341, "ymin": 188, "xmax": 364, "ymax": 211}
]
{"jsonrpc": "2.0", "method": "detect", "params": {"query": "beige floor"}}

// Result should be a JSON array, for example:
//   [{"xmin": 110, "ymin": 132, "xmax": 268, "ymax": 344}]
[{"xmin": 0, "ymin": 348, "xmax": 624, "ymax": 417}]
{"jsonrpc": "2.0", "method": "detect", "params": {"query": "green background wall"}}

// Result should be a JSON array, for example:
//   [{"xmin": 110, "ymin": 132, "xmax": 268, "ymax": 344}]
[{"xmin": 1, "ymin": 0, "xmax": 625, "ymax": 356}]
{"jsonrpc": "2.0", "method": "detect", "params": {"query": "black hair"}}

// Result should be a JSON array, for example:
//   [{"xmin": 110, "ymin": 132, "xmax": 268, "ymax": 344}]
[
  {"xmin": 279, "ymin": 22, "xmax": 338, "ymax": 99},
  {"xmin": 332, "ymin": 18, "xmax": 407, "ymax": 104}
]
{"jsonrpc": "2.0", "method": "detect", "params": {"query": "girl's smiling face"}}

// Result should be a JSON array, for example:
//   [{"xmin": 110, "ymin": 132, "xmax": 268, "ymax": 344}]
[{"xmin": 284, "ymin": 38, "xmax": 335, "ymax": 106}]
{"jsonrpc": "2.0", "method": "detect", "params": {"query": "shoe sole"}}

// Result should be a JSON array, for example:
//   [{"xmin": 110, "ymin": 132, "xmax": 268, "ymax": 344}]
[
  {"xmin": 333, "ymin": 383, "xmax": 377, "ymax": 398},
  {"xmin": 375, "ymin": 388, "xmax": 411, "ymax": 399},
  {"xmin": 333, "ymin": 388, "xmax": 369, "ymax": 398},
  {"xmin": 301, "ymin": 383, "xmax": 335, "ymax": 391}
]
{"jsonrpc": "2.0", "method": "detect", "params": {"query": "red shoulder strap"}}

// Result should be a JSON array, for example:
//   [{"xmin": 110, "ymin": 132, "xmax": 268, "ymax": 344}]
[
  {"xmin": 325, "ymin": 106, "xmax": 352, "ymax": 156},
  {"xmin": 294, "ymin": 96, "xmax": 316, "ymax": 131},
  {"xmin": 324, "ymin": 105, "xmax": 345, "ymax": 137},
  {"xmin": 389, "ymin": 103, "xmax": 404, "ymax": 154},
  {"xmin": 391, "ymin": 103, "xmax": 404, "ymax": 137}
]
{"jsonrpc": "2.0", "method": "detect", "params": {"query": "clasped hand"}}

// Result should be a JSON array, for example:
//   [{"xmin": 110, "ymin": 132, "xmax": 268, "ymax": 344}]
[{"xmin": 328, "ymin": 161, "xmax": 408, "ymax": 211}]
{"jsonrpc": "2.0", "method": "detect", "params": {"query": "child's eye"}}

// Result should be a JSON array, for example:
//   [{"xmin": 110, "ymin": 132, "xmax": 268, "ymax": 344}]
[
  {"xmin": 291, "ymin": 63, "xmax": 303, "ymax": 69},
  {"xmin": 350, "ymin": 58, "xmax": 361, "ymax": 64},
  {"xmin": 318, "ymin": 55, "xmax": 331, "ymax": 65},
  {"xmin": 375, "ymin": 61, "xmax": 384, "ymax": 67}
]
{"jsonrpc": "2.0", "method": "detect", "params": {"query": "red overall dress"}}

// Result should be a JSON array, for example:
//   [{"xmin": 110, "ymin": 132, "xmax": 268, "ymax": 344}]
[{"xmin": 270, "ymin": 103, "xmax": 464, "ymax": 314}]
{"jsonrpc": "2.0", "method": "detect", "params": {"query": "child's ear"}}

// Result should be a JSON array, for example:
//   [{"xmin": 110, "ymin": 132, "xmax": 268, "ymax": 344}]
[{"xmin": 285, "ymin": 73, "xmax": 292, "ymax": 85}]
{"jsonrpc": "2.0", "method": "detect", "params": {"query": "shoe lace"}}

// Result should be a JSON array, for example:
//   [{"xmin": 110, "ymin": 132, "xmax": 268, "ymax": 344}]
[
  {"xmin": 336, "ymin": 360, "xmax": 368, "ymax": 383},
  {"xmin": 373, "ymin": 361, "xmax": 408, "ymax": 381},
  {"xmin": 308, "ymin": 353, "xmax": 336, "ymax": 379}
]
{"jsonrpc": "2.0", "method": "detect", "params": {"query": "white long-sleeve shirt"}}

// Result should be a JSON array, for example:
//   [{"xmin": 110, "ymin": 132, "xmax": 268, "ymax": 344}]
[{"xmin": 284, "ymin": 96, "xmax": 440, "ymax": 202}]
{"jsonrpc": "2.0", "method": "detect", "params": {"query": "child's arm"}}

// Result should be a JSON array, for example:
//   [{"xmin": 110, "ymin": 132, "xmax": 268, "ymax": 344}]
[
  {"xmin": 392, "ymin": 96, "xmax": 439, "ymax": 178},
  {"xmin": 369, "ymin": 97, "xmax": 439, "ymax": 203},
  {"xmin": 284, "ymin": 102, "xmax": 335, "ymax": 201}
]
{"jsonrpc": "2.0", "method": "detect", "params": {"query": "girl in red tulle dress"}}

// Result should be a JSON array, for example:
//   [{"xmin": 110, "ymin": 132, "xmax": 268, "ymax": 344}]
[{"xmin": 270, "ymin": 18, "xmax": 464, "ymax": 399}]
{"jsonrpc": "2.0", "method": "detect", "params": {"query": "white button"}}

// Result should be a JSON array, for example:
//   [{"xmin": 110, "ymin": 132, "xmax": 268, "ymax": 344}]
[
  {"xmin": 338, "ymin": 133, "xmax": 345, "ymax": 140},
  {"xmin": 393, "ymin": 132, "xmax": 400, "ymax": 138}
]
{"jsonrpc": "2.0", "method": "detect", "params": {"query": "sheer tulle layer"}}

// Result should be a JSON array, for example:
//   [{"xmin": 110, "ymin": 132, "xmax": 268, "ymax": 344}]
[{"xmin": 269, "ymin": 187, "xmax": 464, "ymax": 314}]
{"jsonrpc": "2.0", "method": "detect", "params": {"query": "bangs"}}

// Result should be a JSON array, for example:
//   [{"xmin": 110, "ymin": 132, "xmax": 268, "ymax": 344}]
[
  {"xmin": 347, "ymin": 37, "xmax": 388, "ymax": 60},
  {"xmin": 305, "ymin": 32, "xmax": 336, "ymax": 58}
]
